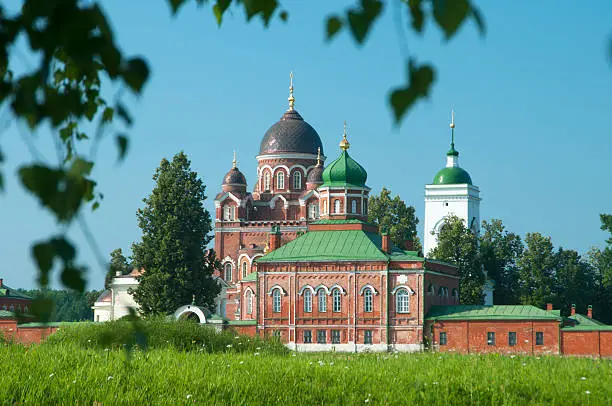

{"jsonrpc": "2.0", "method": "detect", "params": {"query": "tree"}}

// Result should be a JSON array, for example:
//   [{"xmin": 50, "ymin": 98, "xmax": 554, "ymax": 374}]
[
  {"xmin": 553, "ymin": 248, "xmax": 597, "ymax": 316},
  {"xmin": 130, "ymin": 152, "xmax": 220, "ymax": 315},
  {"xmin": 479, "ymin": 219, "xmax": 523, "ymax": 305},
  {"xmin": 516, "ymin": 233, "xmax": 557, "ymax": 308},
  {"xmin": 105, "ymin": 248, "xmax": 132, "ymax": 289},
  {"xmin": 429, "ymin": 214, "xmax": 483, "ymax": 304},
  {"xmin": 0, "ymin": 0, "xmax": 487, "ymax": 298},
  {"xmin": 586, "ymin": 213, "xmax": 612, "ymax": 323},
  {"xmin": 368, "ymin": 187, "xmax": 421, "ymax": 252},
  {"xmin": 16, "ymin": 288, "xmax": 103, "ymax": 321}
]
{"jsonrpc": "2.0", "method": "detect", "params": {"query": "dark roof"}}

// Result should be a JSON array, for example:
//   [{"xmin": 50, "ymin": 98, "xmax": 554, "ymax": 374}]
[
  {"xmin": 426, "ymin": 305, "xmax": 563, "ymax": 321},
  {"xmin": 307, "ymin": 164, "xmax": 324, "ymax": 184},
  {"xmin": 223, "ymin": 167, "xmax": 247, "ymax": 186},
  {"xmin": 259, "ymin": 109, "xmax": 324, "ymax": 156},
  {"xmin": 95, "ymin": 290, "xmax": 112, "ymax": 303}
]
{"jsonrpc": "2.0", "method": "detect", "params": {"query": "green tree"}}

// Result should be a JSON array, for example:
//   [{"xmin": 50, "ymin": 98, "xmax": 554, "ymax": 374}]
[
  {"xmin": 479, "ymin": 219, "xmax": 523, "ymax": 304},
  {"xmin": 429, "ymin": 214, "xmax": 483, "ymax": 304},
  {"xmin": 368, "ymin": 187, "xmax": 421, "ymax": 252},
  {"xmin": 553, "ymin": 248, "xmax": 597, "ymax": 316},
  {"xmin": 585, "ymin": 213, "xmax": 612, "ymax": 323},
  {"xmin": 130, "ymin": 152, "xmax": 220, "ymax": 315},
  {"xmin": 105, "ymin": 248, "xmax": 132, "ymax": 289},
  {"xmin": 516, "ymin": 233, "xmax": 557, "ymax": 308},
  {"xmin": 16, "ymin": 289, "xmax": 103, "ymax": 321}
]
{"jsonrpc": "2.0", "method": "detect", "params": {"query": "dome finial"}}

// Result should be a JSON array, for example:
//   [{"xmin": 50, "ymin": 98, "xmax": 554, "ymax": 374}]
[
  {"xmin": 447, "ymin": 108, "xmax": 459, "ymax": 157},
  {"xmin": 339, "ymin": 120, "xmax": 350, "ymax": 151},
  {"xmin": 288, "ymin": 71, "xmax": 295, "ymax": 111},
  {"xmin": 232, "ymin": 150, "xmax": 237, "ymax": 168},
  {"xmin": 316, "ymin": 147, "xmax": 322, "ymax": 166}
]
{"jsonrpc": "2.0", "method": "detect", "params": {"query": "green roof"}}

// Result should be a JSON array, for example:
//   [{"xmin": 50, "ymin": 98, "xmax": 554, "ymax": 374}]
[
  {"xmin": 433, "ymin": 167, "xmax": 472, "ymax": 185},
  {"xmin": 310, "ymin": 219, "xmax": 370, "ymax": 225},
  {"xmin": 567, "ymin": 313, "xmax": 607, "ymax": 327},
  {"xmin": 257, "ymin": 229, "xmax": 389, "ymax": 262},
  {"xmin": 0, "ymin": 310, "xmax": 16, "ymax": 318},
  {"xmin": 208, "ymin": 314, "xmax": 227, "ymax": 321},
  {"xmin": 321, "ymin": 150, "xmax": 367, "ymax": 188},
  {"xmin": 227, "ymin": 320, "xmax": 257, "ymax": 326},
  {"xmin": 426, "ymin": 305, "xmax": 562, "ymax": 321},
  {"xmin": 242, "ymin": 272, "xmax": 257, "ymax": 282},
  {"xmin": 0, "ymin": 286, "xmax": 31, "ymax": 300},
  {"xmin": 562, "ymin": 325, "xmax": 612, "ymax": 331}
]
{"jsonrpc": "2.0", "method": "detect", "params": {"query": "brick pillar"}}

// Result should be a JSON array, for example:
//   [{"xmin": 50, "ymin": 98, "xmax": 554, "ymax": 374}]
[
  {"xmin": 381, "ymin": 233, "xmax": 390, "ymax": 253},
  {"xmin": 570, "ymin": 304, "xmax": 576, "ymax": 316},
  {"xmin": 546, "ymin": 303, "xmax": 553, "ymax": 311},
  {"xmin": 587, "ymin": 305, "xmax": 593, "ymax": 319},
  {"xmin": 269, "ymin": 226, "xmax": 281, "ymax": 252}
]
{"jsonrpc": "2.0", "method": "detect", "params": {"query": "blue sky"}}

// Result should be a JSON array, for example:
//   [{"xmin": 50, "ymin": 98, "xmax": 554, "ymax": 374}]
[{"xmin": 1, "ymin": 1, "xmax": 611, "ymax": 290}]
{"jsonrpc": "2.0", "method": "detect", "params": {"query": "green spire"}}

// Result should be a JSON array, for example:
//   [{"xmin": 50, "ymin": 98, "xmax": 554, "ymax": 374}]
[{"xmin": 447, "ymin": 109, "xmax": 459, "ymax": 157}]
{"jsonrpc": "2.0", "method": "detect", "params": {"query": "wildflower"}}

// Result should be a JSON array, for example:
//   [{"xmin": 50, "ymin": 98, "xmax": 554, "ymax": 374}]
[
  {"xmin": 292, "ymin": 353, "xmax": 297, "ymax": 357},
  {"xmin": 581, "ymin": 377, "xmax": 587, "ymax": 381},
  {"xmin": 345, "ymin": 366, "xmax": 349, "ymax": 369},
  {"xmin": 510, "ymin": 355, "xmax": 516, "ymax": 359},
  {"xmin": 330, "ymin": 362, "xmax": 334, "ymax": 366},
  {"xmin": 256, "ymin": 347, "xmax": 261, "ymax": 350},
  {"xmin": 226, "ymin": 344, "xmax": 232, "ymax": 348},
  {"xmin": 87, "ymin": 339, "xmax": 91, "ymax": 343},
  {"xmin": 235, "ymin": 336, "xmax": 239, "ymax": 339},
  {"xmin": 187, "ymin": 395, "xmax": 192, "ymax": 399},
  {"xmin": 433, "ymin": 382, "xmax": 439, "ymax": 385},
  {"xmin": 239, "ymin": 361, "xmax": 244, "ymax": 365},
  {"xmin": 309, "ymin": 362, "xmax": 313, "ymax": 365},
  {"xmin": 107, "ymin": 376, "xmax": 113, "ymax": 381},
  {"xmin": 72, "ymin": 380, "xmax": 77, "ymax": 384},
  {"xmin": 585, "ymin": 391, "xmax": 591, "ymax": 395},
  {"xmin": 49, "ymin": 373, "xmax": 55, "ymax": 378},
  {"xmin": 254, "ymin": 352, "xmax": 260, "ymax": 356},
  {"xmin": 522, "ymin": 363, "xmax": 527, "ymax": 366}
]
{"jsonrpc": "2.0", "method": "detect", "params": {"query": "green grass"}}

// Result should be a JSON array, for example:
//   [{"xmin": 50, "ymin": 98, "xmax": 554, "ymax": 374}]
[{"xmin": 1, "ymin": 344, "xmax": 610, "ymax": 405}]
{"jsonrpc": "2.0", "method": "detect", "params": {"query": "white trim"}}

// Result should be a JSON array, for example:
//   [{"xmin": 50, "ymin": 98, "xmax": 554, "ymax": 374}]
[
  {"xmin": 298, "ymin": 285, "xmax": 315, "ymax": 296},
  {"xmin": 173, "ymin": 305, "xmax": 207, "ymax": 324},
  {"xmin": 269, "ymin": 194, "xmax": 288, "ymax": 209},
  {"xmin": 267, "ymin": 284, "xmax": 287, "ymax": 296},
  {"xmin": 314, "ymin": 284, "xmax": 331, "ymax": 295},
  {"xmin": 257, "ymin": 153, "xmax": 326, "ymax": 161},
  {"xmin": 237, "ymin": 253, "xmax": 253, "ymax": 266},
  {"xmin": 298, "ymin": 189, "xmax": 320, "ymax": 205},
  {"xmin": 391, "ymin": 285, "xmax": 415, "ymax": 295},
  {"xmin": 329, "ymin": 284, "xmax": 346, "ymax": 295},
  {"xmin": 215, "ymin": 192, "xmax": 241, "ymax": 205},
  {"xmin": 359, "ymin": 284, "xmax": 379, "ymax": 296}
]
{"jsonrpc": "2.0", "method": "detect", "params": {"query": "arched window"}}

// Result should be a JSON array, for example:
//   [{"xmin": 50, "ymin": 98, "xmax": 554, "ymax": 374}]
[
  {"xmin": 223, "ymin": 205, "xmax": 234, "ymax": 221},
  {"xmin": 272, "ymin": 289, "xmax": 281, "ymax": 313},
  {"xmin": 334, "ymin": 199, "xmax": 341, "ymax": 213},
  {"xmin": 242, "ymin": 261, "xmax": 248, "ymax": 279},
  {"xmin": 308, "ymin": 203, "xmax": 319, "ymax": 220},
  {"xmin": 276, "ymin": 171, "xmax": 285, "ymax": 189},
  {"xmin": 427, "ymin": 284, "xmax": 435, "ymax": 295},
  {"xmin": 223, "ymin": 263, "xmax": 232, "ymax": 282},
  {"xmin": 364, "ymin": 289, "xmax": 373, "ymax": 312},
  {"xmin": 318, "ymin": 290, "xmax": 327, "ymax": 312},
  {"xmin": 351, "ymin": 200, "xmax": 357, "ymax": 214},
  {"xmin": 332, "ymin": 288, "xmax": 342, "ymax": 312},
  {"xmin": 263, "ymin": 171, "xmax": 271, "ymax": 191},
  {"xmin": 396, "ymin": 289, "xmax": 410, "ymax": 313},
  {"xmin": 292, "ymin": 171, "xmax": 301, "ymax": 190},
  {"xmin": 246, "ymin": 290, "xmax": 253, "ymax": 315},
  {"xmin": 303, "ymin": 290, "xmax": 312, "ymax": 312},
  {"xmin": 452, "ymin": 288, "xmax": 459, "ymax": 301}
]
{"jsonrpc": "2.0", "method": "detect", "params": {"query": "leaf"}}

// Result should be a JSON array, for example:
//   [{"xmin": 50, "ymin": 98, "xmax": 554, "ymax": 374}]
[
  {"xmin": 30, "ymin": 297, "xmax": 55, "ymax": 323},
  {"xmin": 213, "ymin": 0, "xmax": 232, "ymax": 26},
  {"xmin": 116, "ymin": 134, "xmax": 129, "ymax": 162},
  {"xmin": 168, "ymin": 0, "xmax": 188, "ymax": 15},
  {"xmin": 61, "ymin": 265, "xmax": 86, "ymax": 293},
  {"xmin": 326, "ymin": 16, "xmax": 344, "ymax": 40},
  {"xmin": 92, "ymin": 201, "xmax": 100, "ymax": 211},
  {"xmin": 470, "ymin": 5, "xmax": 486, "ymax": 37},
  {"xmin": 32, "ymin": 241, "xmax": 55, "ymax": 286},
  {"xmin": 116, "ymin": 102, "xmax": 133, "ymax": 126},
  {"xmin": 345, "ymin": 0, "xmax": 383, "ymax": 45},
  {"xmin": 407, "ymin": 0, "xmax": 425, "ymax": 33},
  {"xmin": 51, "ymin": 236, "xmax": 77, "ymax": 262},
  {"xmin": 69, "ymin": 158, "xmax": 94, "ymax": 177},
  {"xmin": 242, "ymin": 0, "xmax": 279, "ymax": 26},
  {"xmin": 279, "ymin": 10, "xmax": 288, "ymax": 22},
  {"xmin": 432, "ymin": 0, "xmax": 470, "ymax": 40},
  {"xmin": 389, "ymin": 59, "xmax": 436, "ymax": 123},
  {"xmin": 102, "ymin": 106, "xmax": 114, "ymax": 123},
  {"xmin": 122, "ymin": 57, "xmax": 150, "ymax": 94}
]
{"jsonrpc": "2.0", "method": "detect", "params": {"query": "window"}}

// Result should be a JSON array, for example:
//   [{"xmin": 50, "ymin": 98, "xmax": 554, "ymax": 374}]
[
  {"xmin": 333, "ymin": 199, "xmax": 341, "ymax": 213},
  {"xmin": 318, "ymin": 290, "xmax": 327, "ymax": 312},
  {"xmin": 223, "ymin": 205, "xmax": 234, "ymax": 221},
  {"xmin": 308, "ymin": 203, "xmax": 319, "ymax": 220},
  {"xmin": 508, "ymin": 332, "xmax": 517, "ymax": 347},
  {"xmin": 487, "ymin": 332, "xmax": 496, "ymax": 346},
  {"xmin": 396, "ymin": 289, "xmax": 410, "ymax": 313},
  {"xmin": 536, "ymin": 332, "xmax": 544, "ymax": 346},
  {"xmin": 276, "ymin": 171, "xmax": 284, "ymax": 189},
  {"xmin": 452, "ymin": 288, "xmax": 459, "ymax": 301},
  {"xmin": 351, "ymin": 200, "xmax": 357, "ymax": 214},
  {"xmin": 273, "ymin": 330, "xmax": 281, "ymax": 339},
  {"xmin": 317, "ymin": 330, "xmax": 326, "ymax": 344},
  {"xmin": 246, "ymin": 290, "xmax": 253, "ymax": 315},
  {"xmin": 96, "ymin": 315, "xmax": 100, "ymax": 322},
  {"xmin": 439, "ymin": 332, "xmax": 447, "ymax": 346},
  {"xmin": 363, "ymin": 289, "xmax": 373, "ymax": 312},
  {"xmin": 272, "ymin": 289, "xmax": 281, "ymax": 313},
  {"xmin": 364, "ymin": 330, "xmax": 373, "ymax": 345},
  {"xmin": 323, "ymin": 200, "xmax": 328, "ymax": 214},
  {"xmin": 223, "ymin": 263, "xmax": 232, "ymax": 282},
  {"xmin": 303, "ymin": 330, "xmax": 312, "ymax": 343},
  {"xmin": 331, "ymin": 330, "xmax": 341, "ymax": 344},
  {"xmin": 427, "ymin": 284, "xmax": 435, "ymax": 295},
  {"xmin": 292, "ymin": 171, "xmax": 301, "ymax": 190},
  {"xmin": 263, "ymin": 172, "xmax": 271, "ymax": 191},
  {"xmin": 332, "ymin": 289, "xmax": 342, "ymax": 312},
  {"xmin": 303, "ymin": 290, "xmax": 312, "ymax": 313},
  {"xmin": 242, "ymin": 261, "xmax": 248, "ymax": 279}
]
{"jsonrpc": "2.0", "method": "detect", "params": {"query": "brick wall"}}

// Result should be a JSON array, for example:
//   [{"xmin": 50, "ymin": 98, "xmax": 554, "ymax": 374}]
[{"xmin": 561, "ymin": 330, "xmax": 612, "ymax": 358}]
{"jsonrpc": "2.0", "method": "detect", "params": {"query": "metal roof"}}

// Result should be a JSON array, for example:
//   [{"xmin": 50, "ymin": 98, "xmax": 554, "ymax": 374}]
[{"xmin": 426, "ymin": 305, "xmax": 563, "ymax": 321}]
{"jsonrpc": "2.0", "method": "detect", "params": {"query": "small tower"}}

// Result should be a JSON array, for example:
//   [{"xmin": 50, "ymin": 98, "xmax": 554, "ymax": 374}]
[
  {"xmin": 424, "ymin": 110, "xmax": 481, "ymax": 256},
  {"xmin": 318, "ymin": 121, "xmax": 370, "ymax": 221}
]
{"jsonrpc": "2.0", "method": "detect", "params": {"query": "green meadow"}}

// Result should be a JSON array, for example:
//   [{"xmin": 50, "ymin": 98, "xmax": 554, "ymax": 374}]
[{"xmin": 1, "ymin": 322, "xmax": 610, "ymax": 405}]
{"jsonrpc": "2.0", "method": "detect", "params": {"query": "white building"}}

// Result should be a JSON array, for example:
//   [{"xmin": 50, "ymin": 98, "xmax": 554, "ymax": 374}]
[
  {"xmin": 423, "ymin": 112, "xmax": 494, "ymax": 305},
  {"xmin": 92, "ymin": 269, "xmax": 141, "ymax": 322}
]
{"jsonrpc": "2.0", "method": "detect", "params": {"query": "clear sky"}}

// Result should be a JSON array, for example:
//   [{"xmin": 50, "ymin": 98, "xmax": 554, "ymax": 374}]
[{"xmin": 1, "ymin": 1, "xmax": 611, "ymax": 290}]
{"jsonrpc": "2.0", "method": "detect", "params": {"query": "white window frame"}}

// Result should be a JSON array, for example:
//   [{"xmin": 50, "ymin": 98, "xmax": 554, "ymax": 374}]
[
  {"xmin": 323, "ymin": 200, "xmax": 328, "ymax": 214},
  {"xmin": 223, "ymin": 263, "xmax": 232, "ymax": 282},
  {"xmin": 241, "ymin": 261, "xmax": 248, "ymax": 279},
  {"xmin": 318, "ymin": 290, "xmax": 327, "ymax": 312},
  {"xmin": 292, "ymin": 171, "xmax": 301, "ymax": 190},
  {"xmin": 276, "ymin": 171, "xmax": 285, "ymax": 190},
  {"xmin": 396, "ymin": 289, "xmax": 410, "ymax": 313},
  {"xmin": 272, "ymin": 289, "xmax": 281, "ymax": 313},
  {"xmin": 334, "ymin": 199, "xmax": 341, "ymax": 214},
  {"xmin": 332, "ymin": 289, "xmax": 341, "ymax": 312},
  {"xmin": 263, "ymin": 172, "xmax": 271, "ymax": 191},
  {"xmin": 303, "ymin": 289, "xmax": 312, "ymax": 312},
  {"xmin": 223, "ymin": 205, "xmax": 234, "ymax": 221},
  {"xmin": 351, "ymin": 200, "xmax": 357, "ymax": 214},
  {"xmin": 246, "ymin": 290, "xmax": 253, "ymax": 315},
  {"xmin": 364, "ymin": 289, "xmax": 373, "ymax": 312},
  {"xmin": 308, "ymin": 203, "xmax": 319, "ymax": 220}
]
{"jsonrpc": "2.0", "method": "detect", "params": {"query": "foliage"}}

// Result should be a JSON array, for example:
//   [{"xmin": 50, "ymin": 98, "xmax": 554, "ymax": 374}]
[
  {"xmin": 429, "ymin": 214, "xmax": 483, "ymax": 304},
  {"xmin": 368, "ymin": 187, "xmax": 421, "ymax": 252},
  {"xmin": 45, "ymin": 318, "xmax": 287, "ymax": 354},
  {"xmin": 15, "ymin": 289, "xmax": 102, "ymax": 322},
  {"xmin": 552, "ymin": 248, "xmax": 597, "ymax": 316},
  {"xmin": 516, "ymin": 233, "xmax": 556, "ymax": 308},
  {"xmin": 479, "ymin": 219, "xmax": 523, "ymax": 305},
  {"xmin": 1, "ymin": 346, "xmax": 610, "ymax": 404},
  {"xmin": 131, "ymin": 152, "xmax": 221, "ymax": 315},
  {"xmin": 105, "ymin": 248, "xmax": 132, "ymax": 289}
]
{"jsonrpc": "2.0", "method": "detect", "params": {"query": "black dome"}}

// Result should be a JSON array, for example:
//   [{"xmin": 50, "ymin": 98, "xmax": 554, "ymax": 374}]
[
  {"xmin": 307, "ymin": 164, "xmax": 324, "ymax": 184},
  {"xmin": 223, "ymin": 167, "xmax": 247, "ymax": 185},
  {"xmin": 259, "ymin": 110, "xmax": 324, "ymax": 156}
]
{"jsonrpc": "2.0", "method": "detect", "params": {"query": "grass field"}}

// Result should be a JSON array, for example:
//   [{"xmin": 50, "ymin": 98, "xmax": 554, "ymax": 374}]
[{"xmin": 1, "ymin": 321, "xmax": 610, "ymax": 405}]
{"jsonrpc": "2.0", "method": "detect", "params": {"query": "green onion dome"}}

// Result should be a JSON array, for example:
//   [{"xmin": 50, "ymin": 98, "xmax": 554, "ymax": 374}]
[
  {"xmin": 321, "ymin": 134, "xmax": 367, "ymax": 188},
  {"xmin": 433, "ymin": 167, "xmax": 472, "ymax": 185}
]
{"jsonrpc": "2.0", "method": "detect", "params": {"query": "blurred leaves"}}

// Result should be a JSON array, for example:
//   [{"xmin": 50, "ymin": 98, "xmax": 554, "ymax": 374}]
[
  {"xmin": 389, "ymin": 59, "xmax": 435, "ymax": 123},
  {"xmin": 31, "ymin": 235, "xmax": 86, "ymax": 293},
  {"xmin": 326, "ymin": 0, "xmax": 383, "ymax": 44}
]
